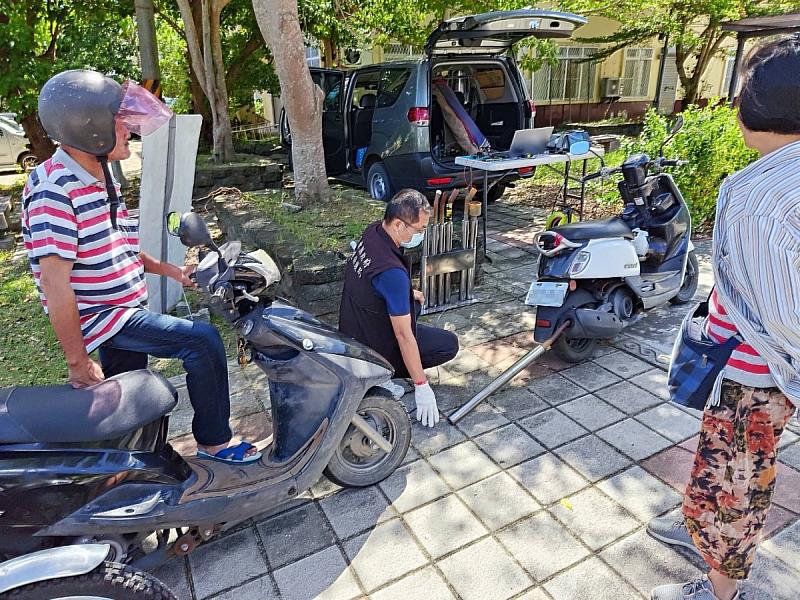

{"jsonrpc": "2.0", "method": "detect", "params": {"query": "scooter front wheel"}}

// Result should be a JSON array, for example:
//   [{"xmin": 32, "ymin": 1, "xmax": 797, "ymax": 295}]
[
  {"xmin": 324, "ymin": 392, "xmax": 411, "ymax": 488},
  {"xmin": 3, "ymin": 561, "xmax": 177, "ymax": 600}
]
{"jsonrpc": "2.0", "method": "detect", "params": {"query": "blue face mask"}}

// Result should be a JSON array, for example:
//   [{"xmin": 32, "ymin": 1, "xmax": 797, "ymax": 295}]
[{"xmin": 401, "ymin": 231, "xmax": 425, "ymax": 249}]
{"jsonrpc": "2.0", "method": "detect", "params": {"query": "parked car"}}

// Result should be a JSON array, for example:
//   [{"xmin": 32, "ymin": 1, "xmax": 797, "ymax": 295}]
[
  {"xmin": 280, "ymin": 9, "xmax": 586, "ymax": 201},
  {"xmin": 0, "ymin": 115, "xmax": 37, "ymax": 172}
]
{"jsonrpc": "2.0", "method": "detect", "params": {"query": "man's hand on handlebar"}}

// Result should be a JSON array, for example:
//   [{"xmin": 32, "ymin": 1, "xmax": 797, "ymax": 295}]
[{"xmin": 169, "ymin": 264, "xmax": 198, "ymax": 288}]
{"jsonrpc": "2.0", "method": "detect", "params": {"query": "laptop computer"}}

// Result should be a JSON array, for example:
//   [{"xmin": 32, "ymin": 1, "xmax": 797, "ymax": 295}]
[{"xmin": 496, "ymin": 127, "xmax": 555, "ymax": 158}]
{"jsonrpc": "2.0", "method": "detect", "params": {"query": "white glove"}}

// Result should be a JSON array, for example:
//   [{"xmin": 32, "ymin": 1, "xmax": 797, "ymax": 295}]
[{"xmin": 415, "ymin": 382, "xmax": 440, "ymax": 427}]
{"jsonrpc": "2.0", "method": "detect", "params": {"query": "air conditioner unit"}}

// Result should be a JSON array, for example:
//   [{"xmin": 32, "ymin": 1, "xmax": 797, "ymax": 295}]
[
  {"xmin": 601, "ymin": 77, "xmax": 621, "ymax": 98},
  {"xmin": 344, "ymin": 49, "xmax": 362, "ymax": 65}
]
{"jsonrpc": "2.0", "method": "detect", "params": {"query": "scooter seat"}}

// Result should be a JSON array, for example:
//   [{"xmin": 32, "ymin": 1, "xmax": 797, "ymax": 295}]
[
  {"xmin": 551, "ymin": 217, "xmax": 633, "ymax": 241},
  {"xmin": 0, "ymin": 370, "xmax": 178, "ymax": 444}
]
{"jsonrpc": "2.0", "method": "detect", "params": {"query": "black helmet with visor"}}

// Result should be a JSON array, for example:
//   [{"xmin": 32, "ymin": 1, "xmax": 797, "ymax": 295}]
[{"xmin": 38, "ymin": 69, "xmax": 172, "ymax": 226}]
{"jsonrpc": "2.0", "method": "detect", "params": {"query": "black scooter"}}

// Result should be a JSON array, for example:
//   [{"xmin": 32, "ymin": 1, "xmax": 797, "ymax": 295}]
[
  {"xmin": 529, "ymin": 116, "xmax": 699, "ymax": 362},
  {"xmin": 0, "ymin": 212, "xmax": 410, "ymax": 595}
]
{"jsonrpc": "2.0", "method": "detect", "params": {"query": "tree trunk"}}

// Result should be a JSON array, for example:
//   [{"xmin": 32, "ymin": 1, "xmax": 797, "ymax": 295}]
[
  {"xmin": 177, "ymin": 0, "xmax": 235, "ymax": 162},
  {"xmin": 321, "ymin": 36, "xmax": 335, "ymax": 67},
  {"xmin": 253, "ymin": 0, "xmax": 330, "ymax": 205},
  {"xmin": 189, "ymin": 51, "xmax": 213, "ymax": 144},
  {"xmin": 20, "ymin": 112, "xmax": 56, "ymax": 161}
]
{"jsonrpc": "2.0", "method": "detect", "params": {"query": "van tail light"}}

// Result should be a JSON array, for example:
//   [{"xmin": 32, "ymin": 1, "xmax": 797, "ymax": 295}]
[
  {"xmin": 518, "ymin": 166, "xmax": 534, "ymax": 176},
  {"xmin": 529, "ymin": 100, "xmax": 537, "ymax": 118},
  {"xmin": 536, "ymin": 319, "xmax": 551, "ymax": 328},
  {"xmin": 407, "ymin": 107, "xmax": 430, "ymax": 126}
]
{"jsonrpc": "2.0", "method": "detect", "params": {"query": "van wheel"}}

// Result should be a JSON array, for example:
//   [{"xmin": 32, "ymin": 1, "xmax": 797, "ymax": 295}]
[
  {"xmin": 18, "ymin": 153, "xmax": 38, "ymax": 171},
  {"xmin": 367, "ymin": 162, "xmax": 393, "ymax": 202},
  {"xmin": 486, "ymin": 184, "xmax": 505, "ymax": 204}
]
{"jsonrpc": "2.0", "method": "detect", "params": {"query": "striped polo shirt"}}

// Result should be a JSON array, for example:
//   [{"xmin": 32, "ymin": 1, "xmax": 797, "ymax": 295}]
[
  {"xmin": 22, "ymin": 148, "xmax": 147, "ymax": 352},
  {"xmin": 705, "ymin": 288, "xmax": 774, "ymax": 388}
]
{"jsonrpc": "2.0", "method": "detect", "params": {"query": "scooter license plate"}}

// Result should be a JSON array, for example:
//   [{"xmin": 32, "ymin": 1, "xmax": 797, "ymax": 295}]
[{"xmin": 525, "ymin": 281, "xmax": 569, "ymax": 307}]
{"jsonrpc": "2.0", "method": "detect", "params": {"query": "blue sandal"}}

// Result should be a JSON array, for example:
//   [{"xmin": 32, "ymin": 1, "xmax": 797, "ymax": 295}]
[{"xmin": 197, "ymin": 441, "xmax": 262, "ymax": 464}]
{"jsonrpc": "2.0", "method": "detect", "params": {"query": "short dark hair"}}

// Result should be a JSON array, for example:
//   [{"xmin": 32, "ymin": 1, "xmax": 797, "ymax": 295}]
[
  {"xmin": 738, "ymin": 34, "xmax": 800, "ymax": 134},
  {"xmin": 384, "ymin": 189, "xmax": 431, "ymax": 224}
]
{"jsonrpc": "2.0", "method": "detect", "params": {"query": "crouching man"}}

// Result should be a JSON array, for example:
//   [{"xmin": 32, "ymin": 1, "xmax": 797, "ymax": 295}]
[{"xmin": 339, "ymin": 189, "xmax": 459, "ymax": 427}]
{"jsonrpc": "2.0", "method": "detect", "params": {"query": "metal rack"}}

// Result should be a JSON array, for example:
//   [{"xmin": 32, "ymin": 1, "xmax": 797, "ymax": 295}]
[{"xmin": 419, "ymin": 188, "xmax": 481, "ymax": 315}]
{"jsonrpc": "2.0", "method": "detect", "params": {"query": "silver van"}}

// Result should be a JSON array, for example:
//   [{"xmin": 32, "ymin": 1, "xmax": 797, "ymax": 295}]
[
  {"xmin": 281, "ymin": 10, "xmax": 586, "ymax": 201},
  {"xmin": 0, "ymin": 116, "xmax": 37, "ymax": 172}
]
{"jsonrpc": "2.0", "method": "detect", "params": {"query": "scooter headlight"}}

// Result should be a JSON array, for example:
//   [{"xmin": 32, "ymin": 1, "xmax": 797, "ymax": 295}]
[{"xmin": 570, "ymin": 250, "xmax": 591, "ymax": 276}]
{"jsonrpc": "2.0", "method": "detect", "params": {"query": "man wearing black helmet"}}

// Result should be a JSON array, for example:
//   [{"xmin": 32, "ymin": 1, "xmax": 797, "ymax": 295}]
[{"xmin": 22, "ymin": 70, "xmax": 259, "ymax": 464}]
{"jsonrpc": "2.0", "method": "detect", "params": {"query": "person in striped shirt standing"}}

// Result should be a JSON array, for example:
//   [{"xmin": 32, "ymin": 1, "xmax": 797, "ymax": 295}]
[
  {"xmin": 22, "ymin": 70, "xmax": 259, "ymax": 464},
  {"xmin": 648, "ymin": 36, "xmax": 800, "ymax": 600}
]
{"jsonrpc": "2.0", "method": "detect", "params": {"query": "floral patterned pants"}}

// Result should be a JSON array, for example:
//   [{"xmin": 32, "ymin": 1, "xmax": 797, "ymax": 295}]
[{"xmin": 683, "ymin": 380, "xmax": 795, "ymax": 579}]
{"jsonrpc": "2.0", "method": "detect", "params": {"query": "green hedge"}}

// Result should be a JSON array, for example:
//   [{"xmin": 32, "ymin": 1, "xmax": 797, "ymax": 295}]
[{"xmin": 623, "ymin": 103, "xmax": 758, "ymax": 230}]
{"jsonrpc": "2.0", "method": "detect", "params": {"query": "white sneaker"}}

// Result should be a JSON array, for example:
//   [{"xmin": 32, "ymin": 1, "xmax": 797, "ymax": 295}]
[{"xmin": 378, "ymin": 380, "xmax": 405, "ymax": 399}]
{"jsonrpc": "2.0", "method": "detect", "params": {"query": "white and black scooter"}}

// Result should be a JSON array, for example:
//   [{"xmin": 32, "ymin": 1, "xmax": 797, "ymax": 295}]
[
  {"xmin": 528, "ymin": 117, "xmax": 699, "ymax": 362},
  {"xmin": 0, "ymin": 212, "xmax": 410, "ymax": 598}
]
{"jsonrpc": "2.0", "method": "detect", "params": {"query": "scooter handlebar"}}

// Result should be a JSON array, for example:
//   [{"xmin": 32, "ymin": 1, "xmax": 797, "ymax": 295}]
[{"xmin": 582, "ymin": 166, "xmax": 620, "ymax": 183}]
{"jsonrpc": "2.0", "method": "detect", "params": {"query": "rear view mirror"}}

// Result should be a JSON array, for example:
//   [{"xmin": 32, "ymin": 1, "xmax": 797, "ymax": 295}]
[
  {"xmin": 659, "ymin": 115, "xmax": 685, "ymax": 156},
  {"xmin": 166, "ymin": 212, "xmax": 181, "ymax": 236},
  {"xmin": 165, "ymin": 211, "xmax": 215, "ymax": 248}
]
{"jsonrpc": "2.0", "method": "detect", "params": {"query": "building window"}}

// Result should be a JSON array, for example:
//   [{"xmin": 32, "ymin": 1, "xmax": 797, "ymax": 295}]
[
  {"xmin": 530, "ymin": 46, "xmax": 598, "ymax": 102},
  {"xmin": 383, "ymin": 43, "xmax": 422, "ymax": 61},
  {"xmin": 621, "ymin": 47, "xmax": 654, "ymax": 97},
  {"xmin": 721, "ymin": 56, "xmax": 736, "ymax": 96},
  {"xmin": 305, "ymin": 46, "xmax": 322, "ymax": 67}
]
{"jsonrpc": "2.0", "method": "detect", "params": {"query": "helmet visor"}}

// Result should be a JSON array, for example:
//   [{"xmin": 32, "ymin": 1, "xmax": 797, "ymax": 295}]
[{"xmin": 116, "ymin": 80, "xmax": 173, "ymax": 136}]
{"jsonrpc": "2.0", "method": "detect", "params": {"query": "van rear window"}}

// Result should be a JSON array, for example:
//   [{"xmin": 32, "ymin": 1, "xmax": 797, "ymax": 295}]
[{"xmin": 474, "ymin": 67, "xmax": 505, "ymax": 101}]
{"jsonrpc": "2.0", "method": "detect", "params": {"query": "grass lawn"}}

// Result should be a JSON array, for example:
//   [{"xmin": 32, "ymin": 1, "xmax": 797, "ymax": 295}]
[
  {"xmin": 247, "ymin": 184, "xmax": 385, "ymax": 254},
  {"xmin": 0, "ymin": 252, "xmax": 67, "ymax": 387},
  {"xmin": 0, "ymin": 175, "xmax": 26, "ymax": 198}
]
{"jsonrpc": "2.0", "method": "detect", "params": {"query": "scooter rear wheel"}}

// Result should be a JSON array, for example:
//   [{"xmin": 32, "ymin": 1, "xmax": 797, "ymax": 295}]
[
  {"xmin": 4, "ymin": 561, "xmax": 177, "ymax": 599},
  {"xmin": 324, "ymin": 392, "xmax": 411, "ymax": 488},
  {"xmin": 552, "ymin": 335, "xmax": 597, "ymax": 363}
]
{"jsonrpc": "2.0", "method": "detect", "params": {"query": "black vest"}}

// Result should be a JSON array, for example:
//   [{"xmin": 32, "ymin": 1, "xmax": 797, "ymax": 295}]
[{"xmin": 339, "ymin": 220, "xmax": 416, "ymax": 371}]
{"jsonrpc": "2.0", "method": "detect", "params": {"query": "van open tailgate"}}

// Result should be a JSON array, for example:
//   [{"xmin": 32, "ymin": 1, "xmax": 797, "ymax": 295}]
[{"xmin": 425, "ymin": 10, "xmax": 586, "ymax": 56}]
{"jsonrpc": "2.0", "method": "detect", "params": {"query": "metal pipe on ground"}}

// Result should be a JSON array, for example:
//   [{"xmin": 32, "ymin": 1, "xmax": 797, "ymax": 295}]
[{"xmin": 448, "ymin": 321, "xmax": 572, "ymax": 424}]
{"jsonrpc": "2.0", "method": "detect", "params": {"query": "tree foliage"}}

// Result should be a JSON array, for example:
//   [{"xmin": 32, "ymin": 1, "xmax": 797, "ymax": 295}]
[
  {"xmin": 294, "ymin": 0, "xmax": 560, "ymax": 67},
  {"xmin": 0, "ymin": 0, "xmax": 139, "ymax": 158},
  {"xmin": 624, "ymin": 103, "xmax": 758, "ymax": 228},
  {"xmin": 154, "ymin": 0, "xmax": 277, "ymax": 126},
  {"xmin": 559, "ymin": 0, "xmax": 800, "ymax": 104}
]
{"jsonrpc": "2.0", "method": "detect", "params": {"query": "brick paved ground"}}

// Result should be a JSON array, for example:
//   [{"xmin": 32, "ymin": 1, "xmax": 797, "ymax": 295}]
[{"xmin": 156, "ymin": 203, "xmax": 800, "ymax": 600}]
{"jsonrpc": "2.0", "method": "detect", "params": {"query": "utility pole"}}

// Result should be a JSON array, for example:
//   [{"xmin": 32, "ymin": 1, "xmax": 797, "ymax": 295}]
[
  {"xmin": 135, "ymin": 0, "xmax": 162, "ymax": 94},
  {"xmin": 118, "ymin": 0, "xmax": 163, "ymax": 189}
]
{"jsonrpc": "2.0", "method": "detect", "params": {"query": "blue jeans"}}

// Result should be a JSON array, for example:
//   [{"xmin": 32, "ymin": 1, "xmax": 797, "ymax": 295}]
[{"xmin": 98, "ymin": 309, "xmax": 232, "ymax": 447}]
